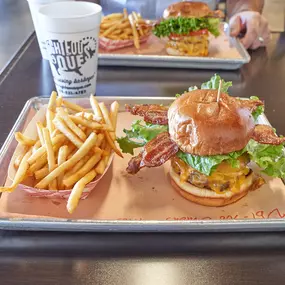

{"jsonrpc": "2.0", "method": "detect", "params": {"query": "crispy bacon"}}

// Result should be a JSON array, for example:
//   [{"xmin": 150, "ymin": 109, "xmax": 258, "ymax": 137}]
[
  {"xmin": 238, "ymin": 98, "xmax": 264, "ymax": 113},
  {"xmin": 126, "ymin": 132, "xmax": 178, "ymax": 174},
  {"xmin": 251, "ymin": 125, "xmax": 285, "ymax": 145},
  {"xmin": 125, "ymin": 104, "xmax": 168, "ymax": 125}
]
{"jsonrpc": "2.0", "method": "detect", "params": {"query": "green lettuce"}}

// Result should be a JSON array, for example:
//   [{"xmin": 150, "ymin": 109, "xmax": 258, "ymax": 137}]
[
  {"xmin": 250, "ymin": 96, "xmax": 264, "ymax": 120},
  {"xmin": 246, "ymin": 139, "xmax": 285, "ymax": 178},
  {"xmin": 117, "ymin": 120, "xmax": 168, "ymax": 155},
  {"xmin": 200, "ymin": 74, "xmax": 232, "ymax": 93},
  {"xmin": 153, "ymin": 17, "xmax": 220, "ymax": 38},
  {"xmin": 177, "ymin": 149, "xmax": 246, "ymax": 176},
  {"xmin": 177, "ymin": 139, "xmax": 285, "ymax": 178},
  {"xmin": 176, "ymin": 74, "xmax": 232, "ymax": 98}
]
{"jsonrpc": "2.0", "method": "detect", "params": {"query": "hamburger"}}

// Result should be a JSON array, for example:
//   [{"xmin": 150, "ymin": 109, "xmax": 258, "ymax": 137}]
[
  {"xmin": 153, "ymin": 1, "xmax": 224, "ymax": 56},
  {"xmin": 118, "ymin": 75, "xmax": 285, "ymax": 207}
]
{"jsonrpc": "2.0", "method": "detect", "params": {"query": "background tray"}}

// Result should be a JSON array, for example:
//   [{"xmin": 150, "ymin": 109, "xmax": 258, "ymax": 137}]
[
  {"xmin": 98, "ymin": 23, "xmax": 250, "ymax": 70},
  {"xmin": 0, "ymin": 96, "xmax": 284, "ymax": 232}
]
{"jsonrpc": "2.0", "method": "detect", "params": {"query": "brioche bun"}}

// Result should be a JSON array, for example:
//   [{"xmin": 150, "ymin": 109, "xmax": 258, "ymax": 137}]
[
  {"xmin": 163, "ymin": 1, "xmax": 223, "ymax": 19},
  {"xmin": 168, "ymin": 89, "xmax": 255, "ymax": 156}
]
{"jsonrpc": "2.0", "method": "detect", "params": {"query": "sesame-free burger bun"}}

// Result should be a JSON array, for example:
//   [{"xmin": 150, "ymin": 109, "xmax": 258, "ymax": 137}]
[
  {"xmin": 168, "ymin": 89, "xmax": 255, "ymax": 156},
  {"xmin": 163, "ymin": 1, "xmax": 223, "ymax": 19}
]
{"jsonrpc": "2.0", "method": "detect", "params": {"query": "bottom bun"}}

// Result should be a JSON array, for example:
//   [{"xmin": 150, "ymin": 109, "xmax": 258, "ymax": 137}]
[{"xmin": 170, "ymin": 168, "xmax": 255, "ymax": 207}]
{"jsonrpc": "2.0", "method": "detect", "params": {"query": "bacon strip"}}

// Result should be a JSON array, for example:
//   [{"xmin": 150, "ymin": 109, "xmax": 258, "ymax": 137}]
[
  {"xmin": 125, "ymin": 104, "xmax": 168, "ymax": 125},
  {"xmin": 251, "ymin": 125, "xmax": 285, "ymax": 145},
  {"xmin": 126, "ymin": 132, "xmax": 178, "ymax": 174}
]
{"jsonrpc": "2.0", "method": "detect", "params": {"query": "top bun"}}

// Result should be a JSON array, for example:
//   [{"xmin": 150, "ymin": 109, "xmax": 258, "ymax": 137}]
[
  {"xmin": 168, "ymin": 89, "xmax": 255, "ymax": 156},
  {"xmin": 163, "ymin": 1, "xmax": 223, "ymax": 19}
]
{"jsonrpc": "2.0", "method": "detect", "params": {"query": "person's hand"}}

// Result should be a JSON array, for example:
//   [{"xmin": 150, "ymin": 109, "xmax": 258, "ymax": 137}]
[{"xmin": 229, "ymin": 11, "xmax": 270, "ymax": 50}]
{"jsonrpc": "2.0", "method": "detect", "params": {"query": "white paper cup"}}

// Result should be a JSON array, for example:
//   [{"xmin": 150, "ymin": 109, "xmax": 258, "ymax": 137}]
[
  {"xmin": 38, "ymin": 2, "xmax": 102, "ymax": 97},
  {"xmin": 27, "ymin": 0, "xmax": 74, "ymax": 60}
]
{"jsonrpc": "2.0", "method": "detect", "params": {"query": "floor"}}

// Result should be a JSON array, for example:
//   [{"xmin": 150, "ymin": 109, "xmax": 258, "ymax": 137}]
[{"xmin": 0, "ymin": 0, "xmax": 34, "ymax": 73}]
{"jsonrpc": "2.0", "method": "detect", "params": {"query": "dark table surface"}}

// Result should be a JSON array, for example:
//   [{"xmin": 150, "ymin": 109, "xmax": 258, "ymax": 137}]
[{"xmin": 1, "ymin": 29, "xmax": 285, "ymax": 284}]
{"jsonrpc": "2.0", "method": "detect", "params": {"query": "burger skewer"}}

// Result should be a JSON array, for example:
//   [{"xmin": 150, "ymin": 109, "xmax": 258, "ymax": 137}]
[{"xmin": 217, "ymin": 80, "xmax": 222, "ymax": 102}]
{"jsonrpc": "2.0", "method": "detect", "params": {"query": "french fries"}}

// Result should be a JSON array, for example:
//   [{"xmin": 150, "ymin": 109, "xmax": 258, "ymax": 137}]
[
  {"xmin": 5, "ymin": 92, "xmax": 121, "ymax": 213},
  {"xmin": 99, "ymin": 10, "xmax": 152, "ymax": 49},
  {"xmin": 67, "ymin": 170, "xmax": 97, "ymax": 214}
]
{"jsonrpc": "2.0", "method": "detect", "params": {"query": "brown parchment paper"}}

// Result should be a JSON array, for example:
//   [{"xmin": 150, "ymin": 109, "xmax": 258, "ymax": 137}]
[
  {"xmin": 0, "ymin": 112, "xmax": 285, "ymax": 221},
  {"xmin": 99, "ymin": 32, "xmax": 243, "ymax": 60}
]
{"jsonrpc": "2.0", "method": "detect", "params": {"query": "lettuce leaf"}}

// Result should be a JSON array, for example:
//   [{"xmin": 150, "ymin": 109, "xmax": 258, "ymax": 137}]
[
  {"xmin": 246, "ymin": 139, "xmax": 285, "ymax": 178},
  {"xmin": 176, "ymin": 74, "xmax": 232, "ymax": 98},
  {"xmin": 201, "ymin": 74, "xmax": 232, "ymax": 93},
  {"xmin": 177, "ymin": 139, "xmax": 285, "ymax": 178},
  {"xmin": 250, "ymin": 96, "xmax": 264, "ymax": 120},
  {"xmin": 153, "ymin": 17, "xmax": 220, "ymax": 38},
  {"xmin": 177, "ymin": 149, "xmax": 246, "ymax": 176},
  {"xmin": 117, "ymin": 120, "xmax": 168, "ymax": 155}
]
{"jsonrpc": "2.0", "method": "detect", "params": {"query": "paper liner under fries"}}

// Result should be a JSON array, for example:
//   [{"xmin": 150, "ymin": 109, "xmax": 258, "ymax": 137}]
[
  {"xmin": 99, "ymin": 34, "xmax": 150, "ymax": 51},
  {"xmin": 8, "ymin": 106, "xmax": 114, "ymax": 199}
]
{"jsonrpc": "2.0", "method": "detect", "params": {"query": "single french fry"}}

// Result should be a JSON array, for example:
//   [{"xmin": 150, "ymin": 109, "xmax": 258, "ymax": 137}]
[
  {"xmin": 57, "ymin": 145, "xmax": 68, "ymax": 190},
  {"xmin": 95, "ymin": 160, "xmax": 105, "ymax": 175},
  {"xmin": 67, "ymin": 169, "xmax": 97, "ymax": 214},
  {"xmin": 98, "ymin": 102, "xmax": 114, "ymax": 135},
  {"xmin": 48, "ymin": 91, "xmax": 57, "ymax": 112},
  {"xmin": 0, "ymin": 150, "xmax": 32, "ymax": 192},
  {"xmin": 104, "ymin": 131, "xmax": 123, "ymax": 158},
  {"xmin": 128, "ymin": 14, "xmax": 140, "ymax": 49},
  {"xmin": 64, "ymin": 155, "xmax": 90, "ymax": 179},
  {"xmin": 103, "ymin": 154, "xmax": 111, "ymax": 167},
  {"xmin": 63, "ymin": 152, "xmax": 101, "ymax": 188},
  {"xmin": 46, "ymin": 109, "xmax": 55, "ymax": 134},
  {"xmin": 123, "ymin": 8, "xmax": 128, "ymax": 19},
  {"xmin": 29, "ymin": 154, "xmax": 47, "ymax": 174},
  {"xmin": 110, "ymin": 101, "xmax": 119, "ymax": 131},
  {"xmin": 132, "ymin": 11, "xmax": 143, "ymax": 36},
  {"xmin": 32, "ymin": 140, "xmax": 41, "ymax": 154},
  {"xmin": 36, "ymin": 122, "xmax": 45, "ymax": 146},
  {"xmin": 53, "ymin": 116, "xmax": 83, "ymax": 148},
  {"xmin": 103, "ymin": 13, "xmax": 123, "ymax": 21},
  {"xmin": 99, "ymin": 102, "xmax": 116, "ymax": 140},
  {"xmin": 69, "ymin": 115, "xmax": 112, "ymax": 131},
  {"xmin": 43, "ymin": 128, "xmax": 57, "ymax": 190},
  {"xmin": 27, "ymin": 134, "xmax": 65, "ymax": 165},
  {"xmin": 62, "ymin": 99, "xmax": 86, "ymax": 113},
  {"xmin": 90, "ymin": 95, "xmax": 103, "ymax": 121},
  {"xmin": 95, "ymin": 133, "xmax": 105, "ymax": 147},
  {"xmin": 56, "ymin": 108, "xmax": 87, "ymax": 141},
  {"xmin": 56, "ymin": 95, "xmax": 63, "ymax": 107},
  {"xmin": 15, "ymin": 132, "xmax": 36, "ymax": 146},
  {"xmin": 34, "ymin": 166, "xmax": 49, "ymax": 180},
  {"xmin": 35, "ymin": 132, "xmax": 97, "ymax": 189},
  {"xmin": 14, "ymin": 146, "xmax": 29, "ymax": 169}
]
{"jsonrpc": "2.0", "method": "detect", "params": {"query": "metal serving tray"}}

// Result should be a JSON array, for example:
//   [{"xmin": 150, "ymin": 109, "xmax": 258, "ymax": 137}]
[
  {"xmin": 98, "ymin": 24, "xmax": 250, "ymax": 70},
  {"xmin": 0, "ymin": 96, "xmax": 284, "ymax": 233}
]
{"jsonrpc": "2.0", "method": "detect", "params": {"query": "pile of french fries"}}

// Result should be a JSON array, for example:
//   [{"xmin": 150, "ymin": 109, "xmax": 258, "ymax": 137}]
[
  {"xmin": 100, "ymin": 9, "xmax": 152, "ymax": 49},
  {"xmin": 0, "ymin": 92, "xmax": 122, "ymax": 214}
]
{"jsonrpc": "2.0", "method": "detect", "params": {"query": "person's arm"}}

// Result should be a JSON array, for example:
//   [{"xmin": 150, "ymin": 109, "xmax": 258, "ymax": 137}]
[
  {"xmin": 227, "ymin": 0, "xmax": 270, "ymax": 50},
  {"xmin": 227, "ymin": 0, "xmax": 264, "ymax": 17}
]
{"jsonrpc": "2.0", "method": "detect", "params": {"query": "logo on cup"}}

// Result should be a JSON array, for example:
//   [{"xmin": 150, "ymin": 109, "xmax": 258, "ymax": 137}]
[{"xmin": 46, "ymin": 37, "xmax": 97, "ymax": 76}]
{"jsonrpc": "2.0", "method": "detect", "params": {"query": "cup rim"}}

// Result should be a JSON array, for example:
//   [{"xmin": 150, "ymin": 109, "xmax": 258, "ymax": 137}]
[{"xmin": 38, "ymin": 1, "xmax": 102, "ymax": 20}]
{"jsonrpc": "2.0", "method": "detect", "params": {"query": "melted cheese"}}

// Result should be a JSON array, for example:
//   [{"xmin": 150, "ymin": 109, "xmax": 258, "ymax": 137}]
[{"xmin": 172, "ymin": 156, "xmax": 252, "ymax": 195}]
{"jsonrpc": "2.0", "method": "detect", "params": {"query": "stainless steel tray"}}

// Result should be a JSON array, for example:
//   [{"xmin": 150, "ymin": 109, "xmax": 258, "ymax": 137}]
[
  {"xmin": 0, "ymin": 96, "xmax": 284, "ymax": 233},
  {"xmin": 98, "ymin": 24, "xmax": 250, "ymax": 70}
]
